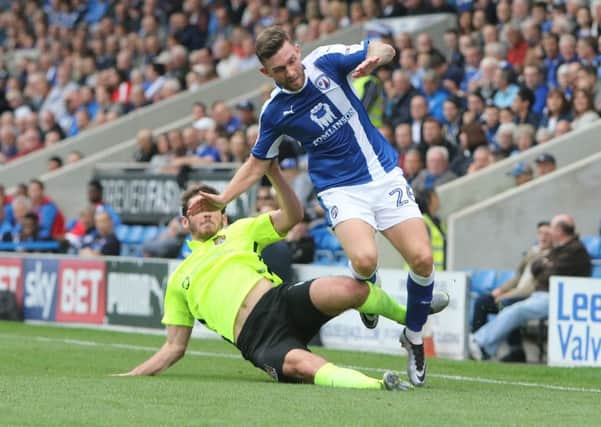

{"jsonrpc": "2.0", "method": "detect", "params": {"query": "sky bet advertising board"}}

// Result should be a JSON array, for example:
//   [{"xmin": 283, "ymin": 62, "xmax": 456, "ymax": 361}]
[
  {"xmin": 0, "ymin": 257, "xmax": 23, "ymax": 309},
  {"xmin": 548, "ymin": 276, "xmax": 601, "ymax": 367}
]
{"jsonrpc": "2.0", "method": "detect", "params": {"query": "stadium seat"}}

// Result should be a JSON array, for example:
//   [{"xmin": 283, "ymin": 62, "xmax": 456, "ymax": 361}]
[
  {"xmin": 582, "ymin": 236, "xmax": 601, "ymax": 259},
  {"xmin": 116, "ymin": 224, "xmax": 129, "ymax": 242},
  {"xmin": 494, "ymin": 271, "xmax": 515, "ymax": 288},
  {"xmin": 126, "ymin": 225, "xmax": 145, "ymax": 244},
  {"xmin": 469, "ymin": 270, "xmax": 497, "ymax": 294},
  {"xmin": 592, "ymin": 265, "xmax": 601, "ymax": 279},
  {"xmin": 143, "ymin": 226, "xmax": 160, "ymax": 242}
]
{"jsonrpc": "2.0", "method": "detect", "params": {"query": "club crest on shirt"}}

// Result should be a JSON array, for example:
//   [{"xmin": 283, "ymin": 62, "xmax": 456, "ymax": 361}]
[
  {"xmin": 213, "ymin": 236, "xmax": 226, "ymax": 245},
  {"xmin": 181, "ymin": 277, "xmax": 190, "ymax": 290},
  {"xmin": 330, "ymin": 205, "xmax": 339, "ymax": 220},
  {"xmin": 315, "ymin": 74, "xmax": 331, "ymax": 91}
]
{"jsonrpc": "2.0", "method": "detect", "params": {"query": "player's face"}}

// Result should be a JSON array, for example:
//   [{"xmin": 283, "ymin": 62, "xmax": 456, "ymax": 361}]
[
  {"xmin": 184, "ymin": 196, "xmax": 225, "ymax": 240},
  {"xmin": 260, "ymin": 41, "xmax": 305, "ymax": 92}
]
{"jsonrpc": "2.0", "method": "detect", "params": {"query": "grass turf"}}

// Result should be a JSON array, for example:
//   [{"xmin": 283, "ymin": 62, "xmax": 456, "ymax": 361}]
[{"xmin": 1, "ymin": 321, "xmax": 599, "ymax": 427}]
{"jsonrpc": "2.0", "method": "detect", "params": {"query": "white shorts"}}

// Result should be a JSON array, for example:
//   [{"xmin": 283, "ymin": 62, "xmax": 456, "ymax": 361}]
[{"xmin": 317, "ymin": 168, "xmax": 422, "ymax": 231}]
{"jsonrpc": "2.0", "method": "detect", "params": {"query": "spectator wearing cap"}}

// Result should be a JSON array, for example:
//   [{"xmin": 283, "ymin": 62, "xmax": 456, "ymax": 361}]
[
  {"xmin": 235, "ymin": 100, "xmax": 257, "ymax": 130},
  {"xmin": 535, "ymin": 153, "xmax": 557, "ymax": 176},
  {"xmin": 507, "ymin": 161, "xmax": 533, "ymax": 186}
]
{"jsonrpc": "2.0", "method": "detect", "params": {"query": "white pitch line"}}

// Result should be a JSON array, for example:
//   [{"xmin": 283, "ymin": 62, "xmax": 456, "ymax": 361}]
[{"xmin": 2, "ymin": 333, "xmax": 600, "ymax": 394}]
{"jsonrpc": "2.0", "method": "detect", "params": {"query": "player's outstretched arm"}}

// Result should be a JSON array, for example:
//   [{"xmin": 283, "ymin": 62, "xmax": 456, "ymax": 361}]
[
  {"xmin": 188, "ymin": 155, "xmax": 271, "ymax": 215},
  {"xmin": 351, "ymin": 40, "xmax": 395, "ymax": 78},
  {"xmin": 266, "ymin": 160, "xmax": 304, "ymax": 235},
  {"xmin": 114, "ymin": 326, "xmax": 192, "ymax": 376}
]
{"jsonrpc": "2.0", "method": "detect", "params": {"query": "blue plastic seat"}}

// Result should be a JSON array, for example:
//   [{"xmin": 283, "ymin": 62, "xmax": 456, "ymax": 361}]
[
  {"xmin": 143, "ymin": 225, "xmax": 160, "ymax": 242},
  {"xmin": 470, "ymin": 270, "xmax": 497, "ymax": 295},
  {"xmin": 592, "ymin": 264, "xmax": 601, "ymax": 279},
  {"xmin": 116, "ymin": 224, "xmax": 129, "ymax": 242},
  {"xmin": 126, "ymin": 225, "xmax": 145, "ymax": 244},
  {"xmin": 582, "ymin": 236, "xmax": 601, "ymax": 259},
  {"xmin": 494, "ymin": 270, "xmax": 515, "ymax": 288}
]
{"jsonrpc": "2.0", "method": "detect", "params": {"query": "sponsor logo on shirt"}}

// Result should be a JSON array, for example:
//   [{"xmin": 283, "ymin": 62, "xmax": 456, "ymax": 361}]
[
  {"xmin": 310, "ymin": 106, "xmax": 355, "ymax": 146},
  {"xmin": 310, "ymin": 103, "xmax": 336, "ymax": 130}
]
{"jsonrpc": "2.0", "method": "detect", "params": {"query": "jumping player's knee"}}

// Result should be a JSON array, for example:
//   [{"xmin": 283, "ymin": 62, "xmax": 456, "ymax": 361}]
[
  {"xmin": 409, "ymin": 251, "xmax": 433, "ymax": 277},
  {"xmin": 349, "ymin": 251, "xmax": 378, "ymax": 277}
]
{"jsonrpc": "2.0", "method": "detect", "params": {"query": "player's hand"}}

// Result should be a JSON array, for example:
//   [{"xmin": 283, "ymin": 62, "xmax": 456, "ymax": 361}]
[
  {"xmin": 351, "ymin": 56, "xmax": 381, "ymax": 78},
  {"xmin": 186, "ymin": 192, "xmax": 226, "ymax": 216},
  {"xmin": 110, "ymin": 372, "xmax": 134, "ymax": 376}
]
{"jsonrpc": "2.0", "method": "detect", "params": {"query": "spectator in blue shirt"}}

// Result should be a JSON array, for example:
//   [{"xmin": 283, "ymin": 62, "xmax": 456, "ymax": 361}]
[
  {"xmin": 421, "ymin": 70, "xmax": 450, "ymax": 123},
  {"xmin": 493, "ymin": 68, "xmax": 519, "ymax": 109},
  {"xmin": 522, "ymin": 65, "xmax": 548, "ymax": 115}
]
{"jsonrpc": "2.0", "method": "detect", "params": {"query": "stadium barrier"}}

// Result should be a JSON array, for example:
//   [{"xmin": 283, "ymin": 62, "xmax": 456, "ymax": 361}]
[
  {"xmin": 2, "ymin": 252, "xmax": 599, "ymax": 364},
  {"xmin": 0, "ymin": 252, "xmax": 468, "ymax": 357},
  {"xmin": 447, "ymin": 150, "xmax": 601, "ymax": 271}
]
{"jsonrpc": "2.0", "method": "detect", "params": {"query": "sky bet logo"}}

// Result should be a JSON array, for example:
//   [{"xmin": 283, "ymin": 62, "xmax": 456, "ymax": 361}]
[{"xmin": 555, "ymin": 281, "xmax": 601, "ymax": 363}]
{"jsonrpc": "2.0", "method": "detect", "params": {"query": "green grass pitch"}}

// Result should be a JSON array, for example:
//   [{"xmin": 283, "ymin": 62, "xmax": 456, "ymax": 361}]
[{"xmin": 1, "ymin": 321, "xmax": 599, "ymax": 427}]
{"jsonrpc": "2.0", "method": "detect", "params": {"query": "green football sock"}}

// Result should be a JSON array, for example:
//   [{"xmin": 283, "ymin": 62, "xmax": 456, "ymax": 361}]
[
  {"xmin": 357, "ymin": 281, "xmax": 407, "ymax": 324},
  {"xmin": 314, "ymin": 363, "xmax": 382, "ymax": 390}
]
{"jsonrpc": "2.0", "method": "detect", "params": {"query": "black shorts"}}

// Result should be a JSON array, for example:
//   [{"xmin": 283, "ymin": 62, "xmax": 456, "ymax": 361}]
[{"xmin": 235, "ymin": 280, "xmax": 332, "ymax": 383}]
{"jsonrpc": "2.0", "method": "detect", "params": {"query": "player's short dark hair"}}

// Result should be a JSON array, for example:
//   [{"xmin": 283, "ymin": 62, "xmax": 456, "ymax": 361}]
[
  {"xmin": 255, "ymin": 26, "xmax": 291, "ymax": 64},
  {"xmin": 180, "ymin": 184, "xmax": 224, "ymax": 217},
  {"xmin": 537, "ymin": 220, "xmax": 550, "ymax": 228}
]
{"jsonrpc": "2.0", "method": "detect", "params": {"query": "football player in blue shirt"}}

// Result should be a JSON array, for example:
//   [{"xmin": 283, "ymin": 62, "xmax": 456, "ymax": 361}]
[{"xmin": 191, "ymin": 26, "xmax": 439, "ymax": 387}]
